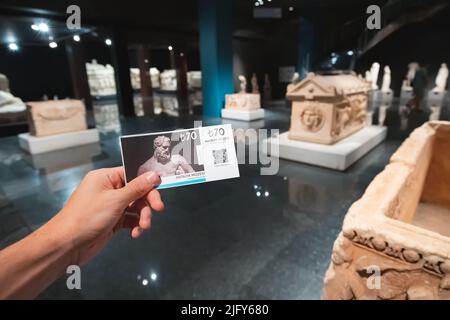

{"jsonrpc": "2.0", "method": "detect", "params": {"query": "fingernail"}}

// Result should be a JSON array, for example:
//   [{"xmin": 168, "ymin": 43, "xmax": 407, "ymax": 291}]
[{"xmin": 146, "ymin": 172, "xmax": 161, "ymax": 186}]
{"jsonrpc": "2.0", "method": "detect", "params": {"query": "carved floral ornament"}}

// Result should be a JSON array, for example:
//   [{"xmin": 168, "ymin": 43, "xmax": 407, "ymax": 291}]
[{"xmin": 339, "ymin": 228, "xmax": 450, "ymax": 288}]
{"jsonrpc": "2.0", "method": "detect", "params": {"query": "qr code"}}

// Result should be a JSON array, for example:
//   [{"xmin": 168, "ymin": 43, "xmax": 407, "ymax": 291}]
[{"xmin": 212, "ymin": 148, "xmax": 228, "ymax": 165}]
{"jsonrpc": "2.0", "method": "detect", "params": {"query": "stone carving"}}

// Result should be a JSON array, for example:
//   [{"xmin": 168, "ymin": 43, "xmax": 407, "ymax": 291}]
[
  {"xmin": 286, "ymin": 73, "xmax": 370, "ymax": 144},
  {"xmin": 0, "ymin": 91, "xmax": 27, "ymax": 124},
  {"xmin": 368, "ymin": 62, "xmax": 380, "ymax": 90},
  {"xmin": 238, "ymin": 75, "xmax": 247, "ymax": 93},
  {"xmin": 263, "ymin": 74, "xmax": 272, "ymax": 102},
  {"xmin": 224, "ymin": 75, "xmax": 261, "ymax": 111},
  {"xmin": 322, "ymin": 121, "xmax": 450, "ymax": 300},
  {"xmin": 150, "ymin": 67, "xmax": 160, "ymax": 88},
  {"xmin": 432, "ymin": 63, "xmax": 448, "ymax": 93},
  {"xmin": 130, "ymin": 68, "xmax": 141, "ymax": 90},
  {"xmin": 381, "ymin": 66, "xmax": 392, "ymax": 93},
  {"xmin": 402, "ymin": 62, "xmax": 419, "ymax": 91},
  {"xmin": 26, "ymin": 100, "xmax": 87, "ymax": 137},
  {"xmin": 86, "ymin": 60, "xmax": 116, "ymax": 96},
  {"xmin": 187, "ymin": 71, "xmax": 202, "ymax": 89},
  {"xmin": 300, "ymin": 104, "xmax": 325, "ymax": 132},
  {"xmin": 160, "ymin": 69, "xmax": 177, "ymax": 91},
  {"xmin": 0, "ymin": 73, "xmax": 9, "ymax": 92},
  {"xmin": 251, "ymin": 73, "xmax": 259, "ymax": 94}
]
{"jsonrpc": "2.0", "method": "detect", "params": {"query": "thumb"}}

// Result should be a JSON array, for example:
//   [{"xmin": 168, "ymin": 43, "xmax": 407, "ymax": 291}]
[{"xmin": 119, "ymin": 171, "xmax": 161, "ymax": 203}]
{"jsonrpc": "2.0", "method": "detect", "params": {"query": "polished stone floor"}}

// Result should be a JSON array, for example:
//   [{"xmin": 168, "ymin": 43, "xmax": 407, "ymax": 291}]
[{"xmin": 0, "ymin": 99, "xmax": 448, "ymax": 299}]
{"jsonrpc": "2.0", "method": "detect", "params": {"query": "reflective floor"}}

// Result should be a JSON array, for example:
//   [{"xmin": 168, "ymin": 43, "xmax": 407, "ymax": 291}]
[{"xmin": 0, "ymin": 97, "xmax": 448, "ymax": 299}]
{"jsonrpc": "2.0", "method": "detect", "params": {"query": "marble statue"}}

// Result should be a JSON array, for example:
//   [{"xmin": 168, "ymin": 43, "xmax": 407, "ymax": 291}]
[
  {"xmin": 160, "ymin": 69, "xmax": 177, "ymax": 91},
  {"xmin": 0, "ymin": 73, "xmax": 9, "ymax": 92},
  {"xmin": 86, "ymin": 60, "xmax": 116, "ymax": 96},
  {"xmin": 286, "ymin": 72, "xmax": 370, "ymax": 144},
  {"xmin": 238, "ymin": 75, "xmax": 247, "ymax": 93},
  {"xmin": 0, "ymin": 90, "xmax": 27, "ymax": 124},
  {"xmin": 130, "ymin": 68, "xmax": 141, "ymax": 90},
  {"xmin": 369, "ymin": 62, "xmax": 380, "ymax": 90},
  {"xmin": 322, "ymin": 121, "xmax": 450, "ymax": 300},
  {"xmin": 150, "ymin": 67, "xmax": 160, "ymax": 88},
  {"xmin": 26, "ymin": 99, "xmax": 87, "ymax": 137},
  {"xmin": 381, "ymin": 65, "xmax": 392, "ymax": 93},
  {"xmin": 402, "ymin": 62, "xmax": 419, "ymax": 91},
  {"xmin": 224, "ymin": 75, "xmax": 261, "ymax": 111},
  {"xmin": 251, "ymin": 73, "xmax": 259, "ymax": 94},
  {"xmin": 432, "ymin": 63, "xmax": 448, "ymax": 93},
  {"xmin": 263, "ymin": 74, "xmax": 272, "ymax": 101}
]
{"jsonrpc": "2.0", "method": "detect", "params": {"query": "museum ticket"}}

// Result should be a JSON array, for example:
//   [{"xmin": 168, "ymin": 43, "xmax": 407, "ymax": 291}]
[{"xmin": 120, "ymin": 124, "xmax": 240, "ymax": 189}]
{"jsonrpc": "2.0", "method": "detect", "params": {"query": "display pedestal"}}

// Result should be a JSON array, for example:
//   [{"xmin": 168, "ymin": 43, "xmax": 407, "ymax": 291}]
[
  {"xmin": 262, "ymin": 126, "xmax": 387, "ymax": 171},
  {"xmin": 19, "ymin": 129, "xmax": 100, "ymax": 154},
  {"xmin": 221, "ymin": 108, "xmax": 265, "ymax": 121}
]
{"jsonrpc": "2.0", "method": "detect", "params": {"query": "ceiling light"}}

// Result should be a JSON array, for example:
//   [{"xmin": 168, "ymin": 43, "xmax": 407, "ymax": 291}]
[
  {"xmin": 48, "ymin": 36, "xmax": 54, "ymax": 41},
  {"xmin": 73, "ymin": 35, "xmax": 80, "ymax": 42},
  {"xmin": 150, "ymin": 273, "xmax": 157, "ymax": 281},
  {"xmin": 49, "ymin": 41, "xmax": 58, "ymax": 48},
  {"xmin": 347, "ymin": 50, "xmax": 354, "ymax": 56},
  {"xmin": 8, "ymin": 43, "xmax": 18, "ymax": 51},
  {"xmin": 255, "ymin": 2, "xmax": 260, "ymax": 6},
  {"xmin": 105, "ymin": 38, "xmax": 112, "ymax": 46},
  {"xmin": 256, "ymin": 191, "xmax": 261, "ymax": 197},
  {"xmin": 288, "ymin": 6, "xmax": 294, "ymax": 12},
  {"xmin": 38, "ymin": 23, "xmax": 49, "ymax": 32},
  {"xmin": 142, "ymin": 279, "xmax": 148, "ymax": 286},
  {"xmin": 31, "ymin": 24, "xmax": 39, "ymax": 31},
  {"xmin": 168, "ymin": 45, "xmax": 173, "ymax": 51},
  {"xmin": 264, "ymin": 191, "xmax": 269, "ymax": 197}
]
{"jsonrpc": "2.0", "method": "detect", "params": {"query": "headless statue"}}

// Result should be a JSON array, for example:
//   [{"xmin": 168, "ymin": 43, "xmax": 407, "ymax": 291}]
[
  {"xmin": 251, "ymin": 73, "xmax": 259, "ymax": 94},
  {"xmin": 369, "ymin": 62, "xmax": 380, "ymax": 90},
  {"xmin": 433, "ymin": 63, "xmax": 449, "ymax": 93},
  {"xmin": 381, "ymin": 66, "xmax": 392, "ymax": 93}
]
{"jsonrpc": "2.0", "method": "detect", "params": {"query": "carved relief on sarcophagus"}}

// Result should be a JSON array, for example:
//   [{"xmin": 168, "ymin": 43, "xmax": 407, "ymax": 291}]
[
  {"xmin": 26, "ymin": 100, "xmax": 88, "ymax": 137},
  {"xmin": 287, "ymin": 72, "xmax": 370, "ymax": 145},
  {"xmin": 322, "ymin": 121, "xmax": 450, "ymax": 300},
  {"xmin": 225, "ymin": 93, "xmax": 261, "ymax": 111}
]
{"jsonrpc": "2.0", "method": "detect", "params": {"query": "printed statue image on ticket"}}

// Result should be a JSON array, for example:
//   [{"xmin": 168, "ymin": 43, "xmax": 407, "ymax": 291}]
[{"xmin": 120, "ymin": 124, "xmax": 240, "ymax": 189}]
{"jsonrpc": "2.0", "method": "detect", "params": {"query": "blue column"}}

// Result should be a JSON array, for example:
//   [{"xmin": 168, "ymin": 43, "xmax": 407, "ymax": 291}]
[
  {"xmin": 198, "ymin": 0, "xmax": 233, "ymax": 117},
  {"xmin": 297, "ymin": 18, "xmax": 315, "ymax": 80}
]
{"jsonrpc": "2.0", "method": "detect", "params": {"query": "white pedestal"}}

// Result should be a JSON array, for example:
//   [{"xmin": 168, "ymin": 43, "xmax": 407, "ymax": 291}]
[
  {"xmin": 221, "ymin": 108, "xmax": 265, "ymax": 121},
  {"xmin": 262, "ymin": 126, "xmax": 387, "ymax": 171},
  {"xmin": 19, "ymin": 129, "xmax": 100, "ymax": 154}
]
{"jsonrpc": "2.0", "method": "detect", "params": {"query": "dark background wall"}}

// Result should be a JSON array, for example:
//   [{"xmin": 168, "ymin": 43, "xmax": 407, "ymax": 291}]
[
  {"xmin": 355, "ymin": 6, "xmax": 450, "ymax": 96},
  {"xmin": 0, "ymin": 44, "xmax": 73, "ymax": 101}
]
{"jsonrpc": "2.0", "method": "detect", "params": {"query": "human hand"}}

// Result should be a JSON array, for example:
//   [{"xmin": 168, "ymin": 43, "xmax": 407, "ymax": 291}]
[{"xmin": 53, "ymin": 166, "xmax": 163, "ymax": 265}]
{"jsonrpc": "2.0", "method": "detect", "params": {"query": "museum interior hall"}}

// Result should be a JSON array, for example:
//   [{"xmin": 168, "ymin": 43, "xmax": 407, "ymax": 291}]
[{"xmin": 1, "ymin": 0, "xmax": 450, "ymax": 300}]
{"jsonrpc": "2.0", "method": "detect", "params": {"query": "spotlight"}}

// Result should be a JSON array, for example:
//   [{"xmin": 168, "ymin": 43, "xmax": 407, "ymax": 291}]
[
  {"xmin": 142, "ymin": 279, "xmax": 148, "ymax": 286},
  {"xmin": 38, "ymin": 23, "xmax": 49, "ymax": 32},
  {"xmin": 168, "ymin": 45, "xmax": 173, "ymax": 51},
  {"xmin": 31, "ymin": 24, "xmax": 39, "ymax": 31},
  {"xmin": 150, "ymin": 273, "xmax": 157, "ymax": 281},
  {"xmin": 264, "ymin": 191, "xmax": 269, "ymax": 197},
  {"xmin": 288, "ymin": 6, "xmax": 294, "ymax": 12},
  {"xmin": 49, "ymin": 41, "xmax": 58, "ymax": 48},
  {"xmin": 255, "ymin": 2, "xmax": 259, "ymax": 6},
  {"xmin": 8, "ymin": 43, "xmax": 18, "ymax": 51},
  {"xmin": 73, "ymin": 35, "xmax": 80, "ymax": 42},
  {"xmin": 256, "ymin": 191, "xmax": 261, "ymax": 197},
  {"xmin": 347, "ymin": 50, "xmax": 354, "ymax": 56},
  {"xmin": 105, "ymin": 38, "xmax": 112, "ymax": 46}
]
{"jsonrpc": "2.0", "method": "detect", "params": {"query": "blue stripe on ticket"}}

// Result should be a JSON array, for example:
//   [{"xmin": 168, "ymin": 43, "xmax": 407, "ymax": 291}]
[{"xmin": 157, "ymin": 178, "xmax": 207, "ymax": 189}]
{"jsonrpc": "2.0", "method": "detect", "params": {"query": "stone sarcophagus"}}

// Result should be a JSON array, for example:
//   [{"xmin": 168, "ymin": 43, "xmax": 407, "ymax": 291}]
[
  {"xmin": 225, "ymin": 93, "xmax": 261, "ymax": 111},
  {"xmin": 26, "ymin": 100, "xmax": 87, "ymax": 137},
  {"xmin": 287, "ymin": 73, "xmax": 370, "ymax": 144},
  {"xmin": 322, "ymin": 121, "xmax": 450, "ymax": 300}
]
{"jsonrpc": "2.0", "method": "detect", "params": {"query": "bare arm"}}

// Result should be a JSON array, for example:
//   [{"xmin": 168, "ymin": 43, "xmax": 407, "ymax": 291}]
[{"xmin": 0, "ymin": 167, "xmax": 163, "ymax": 299}]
